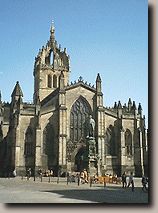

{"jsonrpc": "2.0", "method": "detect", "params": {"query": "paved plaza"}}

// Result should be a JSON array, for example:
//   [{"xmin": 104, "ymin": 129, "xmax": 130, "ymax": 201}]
[{"xmin": 0, "ymin": 177, "xmax": 148, "ymax": 204}]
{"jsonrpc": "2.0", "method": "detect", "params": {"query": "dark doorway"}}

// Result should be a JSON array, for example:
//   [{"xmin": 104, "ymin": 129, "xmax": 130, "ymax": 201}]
[{"xmin": 75, "ymin": 146, "xmax": 88, "ymax": 172}]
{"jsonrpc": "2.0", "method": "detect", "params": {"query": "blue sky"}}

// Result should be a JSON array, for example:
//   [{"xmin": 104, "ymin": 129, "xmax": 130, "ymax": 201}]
[{"xmin": 0, "ymin": 0, "xmax": 148, "ymax": 126}]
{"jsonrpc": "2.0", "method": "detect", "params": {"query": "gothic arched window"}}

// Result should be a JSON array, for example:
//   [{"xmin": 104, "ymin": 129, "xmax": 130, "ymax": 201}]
[
  {"xmin": 105, "ymin": 125, "xmax": 116, "ymax": 156},
  {"xmin": 70, "ymin": 96, "xmax": 91, "ymax": 143},
  {"xmin": 43, "ymin": 123, "xmax": 54, "ymax": 155},
  {"xmin": 125, "ymin": 129, "xmax": 132, "ymax": 155},
  {"xmin": 53, "ymin": 75, "xmax": 57, "ymax": 88},
  {"xmin": 48, "ymin": 74, "xmax": 52, "ymax": 88},
  {"xmin": 50, "ymin": 51, "xmax": 54, "ymax": 65},
  {"xmin": 24, "ymin": 127, "xmax": 33, "ymax": 156}
]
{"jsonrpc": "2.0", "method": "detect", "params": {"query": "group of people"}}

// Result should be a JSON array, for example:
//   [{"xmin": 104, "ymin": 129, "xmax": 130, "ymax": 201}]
[
  {"xmin": 121, "ymin": 171, "xmax": 148, "ymax": 192},
  {"xmin": 80, "ymin": 169, "xmax": 89, "ymax": 184},
  {"xmin": 37, "ymin": 168, "xmax": 54, "ymax": 177}
]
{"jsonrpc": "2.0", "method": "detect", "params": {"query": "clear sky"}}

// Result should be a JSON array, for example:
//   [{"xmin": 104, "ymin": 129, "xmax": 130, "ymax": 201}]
[{"xmin": 0, "ymin": 0, "xmax": 148, "ymax": 126}]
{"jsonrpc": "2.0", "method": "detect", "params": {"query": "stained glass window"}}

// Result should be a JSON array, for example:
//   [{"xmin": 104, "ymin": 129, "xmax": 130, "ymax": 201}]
[{"xmin": 70, "ymin": 96, "xmax": 91, "ymax": 143}]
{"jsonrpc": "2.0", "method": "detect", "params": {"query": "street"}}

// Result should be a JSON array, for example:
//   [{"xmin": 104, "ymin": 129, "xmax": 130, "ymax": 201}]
[{"xmin": 0, "ymin": 177, "xmax": 149, "ymax": 204}]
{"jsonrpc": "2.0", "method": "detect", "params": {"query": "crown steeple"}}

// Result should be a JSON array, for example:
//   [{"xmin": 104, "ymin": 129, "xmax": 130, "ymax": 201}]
[{"xmin": 33, "ymin": 22, "xmax": 70, "ymax": 102}]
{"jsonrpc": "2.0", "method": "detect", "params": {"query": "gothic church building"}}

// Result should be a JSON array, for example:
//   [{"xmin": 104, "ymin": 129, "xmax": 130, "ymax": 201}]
[{"xmin": 0, "ymin": 23, "xmax": 148, "ymax": 177}]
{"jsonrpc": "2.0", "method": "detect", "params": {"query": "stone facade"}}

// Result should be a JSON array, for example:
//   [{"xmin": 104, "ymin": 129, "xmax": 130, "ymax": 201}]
[{"xmin": 0, "ymin": 23, "xmax": 148, "ymax": 177}]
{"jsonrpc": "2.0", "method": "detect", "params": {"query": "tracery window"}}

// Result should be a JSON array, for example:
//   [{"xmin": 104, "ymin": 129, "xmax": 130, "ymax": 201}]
[
  {"xmin": 105, "ymin": 125, "xmax": 116, "ymax": 156},
  {"xmin": 70, "ymin": 97, "xmax": 91, "ymax": 143},
  {"xmin": 125, "ymin": 129, "xmax": 132, "ymax": 155},
  {"xmin": 24, "ymin": 127, "xmax": 33, "ymax": 156}
]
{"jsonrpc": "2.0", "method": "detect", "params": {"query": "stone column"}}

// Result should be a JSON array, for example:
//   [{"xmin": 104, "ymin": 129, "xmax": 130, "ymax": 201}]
[
  {"xmin": 58, "ymin": 88, "xmax": 67, "ymax": 166},
  {"xmin": 120, "ymin": 129, "xmax": 126, "ymax": 174},
  {"xmin": 139, "ymin": 129, "xmax": 144, "ymax": 176},
  {"xmin": 15, "ymin": 126, "xmax": 20, "ymax": 167},
  {"xmin": 35, "ymin": 128, "xmax": 42, "ymax": 169}
]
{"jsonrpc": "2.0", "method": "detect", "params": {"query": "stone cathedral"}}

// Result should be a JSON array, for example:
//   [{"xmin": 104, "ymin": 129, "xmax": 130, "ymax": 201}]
[{"xmin": 0, "ymin": 23, "xmax": 148, "ymax": 177}]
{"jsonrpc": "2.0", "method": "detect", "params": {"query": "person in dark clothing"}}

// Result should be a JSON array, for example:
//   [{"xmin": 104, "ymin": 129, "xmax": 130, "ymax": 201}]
[
  {"xmin": 127, "ymin": 172, "xmax": 135, "ymax": 192},
  {"xmin": 142, "ymin": 176, "xmax": 148, "ymax": 192},
  {"xmin": 121, "ymin": 172, "xmax": 127, "ymax": 188}
]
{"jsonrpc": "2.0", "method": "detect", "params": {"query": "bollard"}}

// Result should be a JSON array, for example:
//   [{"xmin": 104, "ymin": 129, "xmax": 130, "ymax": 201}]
[
  {"xmin": 57, "ymin": 175, "xmax": 59, "ymax": 184},
  {"xmin": 67, "ymin": 175, "xmax": 69, "ymax": 185},
  {"xmin": 90, "ymin": 177, "xmax": 92, "ymax": 187},
  {"xmin": 78, "ymin": 176, "xmax": 80, "ymax": 186},
  {"xmin": 104, "ymin": 178, "xmax": 106, "ymax": 188}
]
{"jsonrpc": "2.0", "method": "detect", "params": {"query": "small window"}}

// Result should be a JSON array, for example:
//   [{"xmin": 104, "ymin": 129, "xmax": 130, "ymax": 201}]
[
  {"xmin": 53, "ymin": 75, "xmax": 57, "ymax": 88},
  {"xmin": 48, "ymin": 74, "xmax": 52, "ymax": 88}
]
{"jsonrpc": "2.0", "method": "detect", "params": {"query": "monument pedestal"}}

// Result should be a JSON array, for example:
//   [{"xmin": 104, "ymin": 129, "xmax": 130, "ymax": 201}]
[
  {"xmin": 88, "ymin": 157, "xmax": 97, "ymax": 177},
  {"xmin": 86, "ymin": 137, "xmax": 97, "ymax": 177}
]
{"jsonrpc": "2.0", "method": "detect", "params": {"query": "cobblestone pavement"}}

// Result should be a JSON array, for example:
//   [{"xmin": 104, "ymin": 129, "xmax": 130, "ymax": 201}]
[{"xmin": 0, "ymin": 177, "xmax": 149, "ymax": 204}]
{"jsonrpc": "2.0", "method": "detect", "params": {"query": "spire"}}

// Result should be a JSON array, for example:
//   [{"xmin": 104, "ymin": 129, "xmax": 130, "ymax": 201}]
[
  {"xmin": 50, "ymin": 20, "xmax": 55, "ymax": 46},
  {"xmin": 50, "ymin": 20, "xmax": 55, "ymax": 33},
  {"xmin": 11, "ymin": 81, "xmax": 23, "ymax": 98}
]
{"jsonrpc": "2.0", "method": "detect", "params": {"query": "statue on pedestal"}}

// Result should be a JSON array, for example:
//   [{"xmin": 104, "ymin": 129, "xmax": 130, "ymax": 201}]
[{"xmin": 86, "ymin": 115, "xmax": 95, "ymax": 138}]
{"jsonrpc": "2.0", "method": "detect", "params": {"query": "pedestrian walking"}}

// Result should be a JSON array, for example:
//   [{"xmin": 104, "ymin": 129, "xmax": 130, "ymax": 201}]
[
  {"xmin": 121, "ymin": 171, "xmax": 127, "ymax": 188},
  {"xmin": 12, "ymin": 169, "xmax": 16, "ymax": 177},
  {"xmin": 26, "ymin": 168, "xmax": 31, "ymax": 180},
  {"xmin": 127, "ymin": 172, "xmax": 134, "ymax": 192},
  {"xmin": 141, "ymin": 176, "xmax": 148, "ymax": 192}
]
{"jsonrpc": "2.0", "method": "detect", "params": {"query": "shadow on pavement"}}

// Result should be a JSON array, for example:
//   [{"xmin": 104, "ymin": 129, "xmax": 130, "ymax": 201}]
[{"xmin": 41, "ymin": 186, "xmax": 149, "ymax": 204}]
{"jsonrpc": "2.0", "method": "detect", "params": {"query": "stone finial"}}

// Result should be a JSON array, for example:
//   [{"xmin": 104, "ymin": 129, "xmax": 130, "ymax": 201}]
[
  {"xmin": 96, "ymin": 73, "xmax": 102, "ymax": 93},
  {"xmin": 138, "ymin": 103, "xmax": 142, "ymax": 116},
  {"xmin": 118, "ymin": 100, "xmax": 122, "ymax": 109},
  {"xmin": 128, "ymin": 98, "xmax": 132, "ymax": 111},
  {"xmin": 132, "ymin": 101, "xmax": 136, "ymax": 110},
  {"xmin": 96, "ymin": 73, "xmax": 101, "ymax": 82},
  {"xmin": 138, "ymin": 103, "xmax": 142, "ymax": 110},
  {"xmin": 114, "ymin": 102, "xmax": 117, "ymax": 108},
  {"xmin": 78, "ymin": 76, "xmax": 83, "ymax": 82},
  {"xmin": 128, "ymin": 98, "xmax": 132, "ymax": 105}
]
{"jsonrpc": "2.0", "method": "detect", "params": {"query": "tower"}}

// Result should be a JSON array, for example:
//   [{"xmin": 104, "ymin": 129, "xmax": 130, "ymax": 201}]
[{"xmin": 33, "ymin": 22, "xmax": 70, "ymax": 103}]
